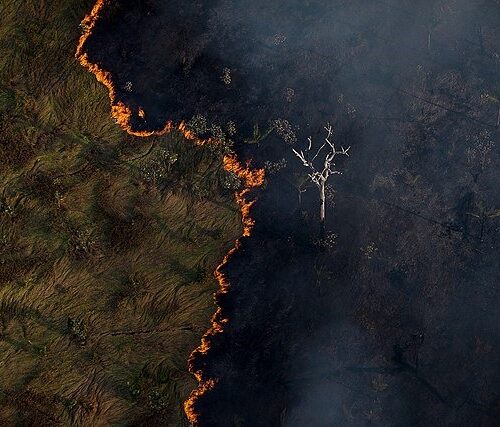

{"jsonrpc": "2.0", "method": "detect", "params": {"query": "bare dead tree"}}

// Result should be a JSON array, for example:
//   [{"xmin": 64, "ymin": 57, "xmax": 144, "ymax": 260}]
[{"xmin": 292, "ymin": 124, "xmax": 350, "ymax": 236}]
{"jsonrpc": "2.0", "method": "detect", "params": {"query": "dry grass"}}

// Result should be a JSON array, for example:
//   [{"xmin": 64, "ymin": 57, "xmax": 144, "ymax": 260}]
[{"xmin": 0, "ymin": 0, "xmax": 241, "ymax": 424}]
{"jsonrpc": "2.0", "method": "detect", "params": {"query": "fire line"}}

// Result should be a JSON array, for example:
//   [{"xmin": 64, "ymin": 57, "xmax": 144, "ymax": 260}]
[{"xmin": 76, "ymin": 1, "xmax": 265, "ymax": 425}]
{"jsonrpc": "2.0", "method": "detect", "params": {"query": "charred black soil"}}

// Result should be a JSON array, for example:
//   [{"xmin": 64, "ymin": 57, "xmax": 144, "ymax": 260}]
[
  {"xmin": 83, "ymin": 1, "xmax": 500, "ymax": 425},
  {"xmin": 5, "ymin": 0, "xmax": 500, "ymax": 425}
]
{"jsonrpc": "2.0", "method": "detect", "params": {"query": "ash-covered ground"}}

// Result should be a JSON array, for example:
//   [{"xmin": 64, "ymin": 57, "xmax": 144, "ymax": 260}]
[{"xmin": 86, "ymin": 1, "xmax": 500, "ymax": 425}]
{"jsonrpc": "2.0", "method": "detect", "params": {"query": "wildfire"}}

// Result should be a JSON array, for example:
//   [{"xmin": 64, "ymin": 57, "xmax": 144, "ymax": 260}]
[{"xmin": 76, "ymin": 2, "xmax": 265, "ymax": 425}]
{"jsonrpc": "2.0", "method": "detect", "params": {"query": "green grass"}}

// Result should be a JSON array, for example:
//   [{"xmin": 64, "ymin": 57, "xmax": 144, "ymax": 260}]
[{"xmin": 0, "ymin": 1, "xmax": 241, "ymax": 424}]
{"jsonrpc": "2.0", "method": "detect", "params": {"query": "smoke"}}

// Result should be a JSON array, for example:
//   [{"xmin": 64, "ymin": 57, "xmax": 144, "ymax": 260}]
[{"xmin": 83, "ymin": 0, "xmax": 500, "ymax": 424}]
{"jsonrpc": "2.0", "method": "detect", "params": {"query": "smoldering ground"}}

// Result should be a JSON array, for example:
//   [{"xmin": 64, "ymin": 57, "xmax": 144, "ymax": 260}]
[{"xmin": 84, "ymin": 0, "xmax": 500, "ymax": 425}]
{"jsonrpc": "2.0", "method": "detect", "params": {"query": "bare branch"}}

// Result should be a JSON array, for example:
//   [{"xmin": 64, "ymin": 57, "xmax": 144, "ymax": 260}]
[
  {"xmin": 311, "ymin": 141, "xmax": 328, "ymax": 163},
  {"xmin": 291, "ymin": 123, "xmax": 350, "ymax": 226}
]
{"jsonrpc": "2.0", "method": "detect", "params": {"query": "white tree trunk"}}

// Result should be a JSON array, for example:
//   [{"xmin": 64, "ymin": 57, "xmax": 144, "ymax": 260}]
[{"xmin": 319, "ymin": 180, "xmax": 326, "ymax": 237}]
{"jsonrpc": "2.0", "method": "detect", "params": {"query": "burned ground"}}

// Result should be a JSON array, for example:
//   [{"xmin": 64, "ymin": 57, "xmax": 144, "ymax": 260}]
[{"xmin": 84, "ymin": 1, "xmax": 500, "ymax": 425}]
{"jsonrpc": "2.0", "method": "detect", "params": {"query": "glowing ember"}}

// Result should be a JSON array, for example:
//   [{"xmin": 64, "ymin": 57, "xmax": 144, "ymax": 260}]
[{"xmin": 76, "ymin": 2, "xmax": 265, "ymax": 425}]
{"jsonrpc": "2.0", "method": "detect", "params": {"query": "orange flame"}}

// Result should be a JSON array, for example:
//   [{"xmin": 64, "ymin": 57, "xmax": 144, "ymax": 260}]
[
  {"xmin": 223, "ymin": 154, "xmax": 266, "ymax": 189},
  {"xmin": 76, "ymin": 2, "xmax": 265, "ymax": 425}
]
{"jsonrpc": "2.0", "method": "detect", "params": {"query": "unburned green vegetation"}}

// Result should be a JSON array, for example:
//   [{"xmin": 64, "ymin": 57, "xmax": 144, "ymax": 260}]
[{"xmin": 0, "ymin": 1, "xmax": 241, "ymax": 424}]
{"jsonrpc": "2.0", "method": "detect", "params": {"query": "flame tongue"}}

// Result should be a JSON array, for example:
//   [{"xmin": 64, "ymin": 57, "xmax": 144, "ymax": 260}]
[
  {"xmin": 223, "ymin": 154, "xmax": 265, "ymax": 237},
  {"xmin": 223, "ymin": 154, "xmax": 265, "ymax": 188},
  {"xmin": 77, "ymin": 2, "xmax": 265, "ymax": 425}
]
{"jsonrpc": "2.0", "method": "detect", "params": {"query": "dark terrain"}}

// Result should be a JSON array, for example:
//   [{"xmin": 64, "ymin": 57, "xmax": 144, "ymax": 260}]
[{"xmin": 68, "ymin": 0, "xmax": 500, "ymax": 425}]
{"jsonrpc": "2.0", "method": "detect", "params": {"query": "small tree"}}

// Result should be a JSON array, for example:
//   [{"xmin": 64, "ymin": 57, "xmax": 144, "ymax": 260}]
[
  {"xmin": 292, "ymin": 124, "xmax": 350, "ymax": 236},
  {"xmin": 288, "ymin": 172, "xmax": 312, "ymax": 210}
]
